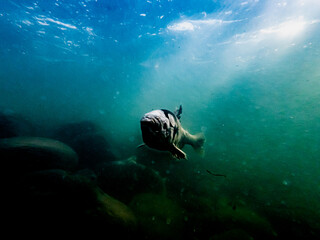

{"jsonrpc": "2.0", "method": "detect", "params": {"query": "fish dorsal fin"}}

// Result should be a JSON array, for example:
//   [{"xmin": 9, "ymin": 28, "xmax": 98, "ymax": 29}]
[{"xmin": 174, "ymin": 105, "xmax": 182, "ymax": 119}]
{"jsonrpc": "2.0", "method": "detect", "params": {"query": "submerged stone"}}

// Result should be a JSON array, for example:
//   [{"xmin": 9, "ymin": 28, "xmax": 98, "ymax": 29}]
[
  {"xmin": 0, "ymin": 137, "xmax": 78, "ymax": 172},
  {"xmin": 95, "ymin": 187, "xmax": 137, "ymax": 228},
  {"xmin": 9, "ymin": 169, "xmax": 136, "ymax": 235},
  {"xmin": 96, "ymin": 157, "xmax": 166, "ymax": 203},
  {"xmin": 211, "ymin": 228, "xmax": 253, "ymax": 240},
  {"xmin": 0, "ymin": 112, "xmax": 35, "ymax": 138},
  {"xmin": 53, "ymin": 121, "xmax": 116, "ymax": 168},
  {"xmin": 129, "ymin": 193, "xmax": 184, "ymax": 240},
  {"xmin": 214, "ymin": 197, "xmax": 277, "ymax": 239}
]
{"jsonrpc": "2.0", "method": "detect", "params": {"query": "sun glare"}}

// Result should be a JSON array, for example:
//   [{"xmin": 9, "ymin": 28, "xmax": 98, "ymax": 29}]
[
  {"xmin": 277, "ymin": 20, "xmax": 306, "ymax": 38},
  {"xmin": 260, "ymin": 19, "xmax": 306, "ymax": 39}
]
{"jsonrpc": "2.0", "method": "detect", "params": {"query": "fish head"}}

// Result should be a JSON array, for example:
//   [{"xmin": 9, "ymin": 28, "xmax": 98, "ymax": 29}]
[{"xmin": 140, "ymin": 110, "xmax": 171, "ymax": 150}]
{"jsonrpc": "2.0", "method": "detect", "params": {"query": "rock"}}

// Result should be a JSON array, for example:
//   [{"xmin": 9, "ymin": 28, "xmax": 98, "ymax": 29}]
[
  {"xmin": 263, "ymin": 206, "xmax": 320, "ymax": 240},
  {"xmin": 136, "ymin": 145, "xmax": 176, "ymax": 173},
  {"xmin": 211, "ymin": 228, "xmax": 253, "ymax": 240},
  {"xmin": 174, "ymin": 193, "xmax": 276, "ymax": 240},
  {"xmin": 53, "ymin": 121, "xmax": 116, "ymax": 168},
  {"xmin": 129, "ymin": 193, "xmax": 185, "ymax": 240},
  {"xmin": 9, "ymin": 169, "xmax": 136, "ymax": 235},
  {"xmin": 74, "ymin": 168, "xmax": 98, "ymax": 182},
  {"xmin": 96, "ymin": 157, "xmax": 166, "ymax": 204},
  {"xmin": 95, "ymin": 187, "xmax": 137, "ymax": 228},
  {"xmin": 174, "ymin": 193, "xmax": 224, "ymax": 239},
  {"xmin": 0, "ymin": 137, "xmax": 78, "ymax": 172},
  {"xmin": 0, "ymin": 112, "xmax": 35, "ymax": 138},
  {"xmin": 214, "ymin": 197, "xmax": 277, "ymax": 239}
]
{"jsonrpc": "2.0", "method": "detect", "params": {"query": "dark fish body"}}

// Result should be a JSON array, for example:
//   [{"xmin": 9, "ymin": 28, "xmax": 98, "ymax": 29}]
[
  {"xmin": 206, "ymin": 170, "xmax": 227, "ymax": 178},
  {"xmin": 140, "ymin": 106, "xmax": 205, "ymax": 159}
]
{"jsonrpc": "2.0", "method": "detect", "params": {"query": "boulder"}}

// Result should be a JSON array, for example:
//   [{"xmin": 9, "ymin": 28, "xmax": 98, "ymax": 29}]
[
  {"xmin": 8, "ymin": 169, "xmax": 136, "ymax": 235},
  {"xmin": 174, "ymin": 193, "xmax": 276, "ymax": 240},
  {"xmin": 0, "ymin": 137, "xmax": 78, "ymax": 172},
  {"xmin": 95, "ymin": 187, "xmax": 137, "ymax": 228},
  {"xmin": 53, "ymin": 121, "xmax": 116, "ymax": 168},
  {"xmin": 210, "ymin": 228, "xmax": 253, "ymax": 240},
  {"xmin": 96, "ymin": 157, "xmax": 166, "ymax": 203},
  {"xmin": 214, "ymin": 197, "xmax": 277, "ymax": 239},
  {"xmin": 129, "ymin": 193, "xmax": 185, "ymax": 240},
  {"xmin": 0, "ymin": 112, "xmax": 35, "ymax": 138}
]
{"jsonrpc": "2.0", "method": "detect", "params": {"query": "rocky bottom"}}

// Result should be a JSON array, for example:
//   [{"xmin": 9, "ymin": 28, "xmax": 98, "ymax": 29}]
[{"xmin": 1, "ymin": 114, "xmax": 319, "ymax": 239}]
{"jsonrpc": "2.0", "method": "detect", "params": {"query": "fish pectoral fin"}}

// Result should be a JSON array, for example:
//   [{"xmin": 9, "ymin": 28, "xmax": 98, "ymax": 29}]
[
  {"xmin": 137, "ymin": 143, "xmax": 146, "ymax": 148},
  {"xmin": 170, "ymin": 145, "xmax": 187, "ymax": 160}
]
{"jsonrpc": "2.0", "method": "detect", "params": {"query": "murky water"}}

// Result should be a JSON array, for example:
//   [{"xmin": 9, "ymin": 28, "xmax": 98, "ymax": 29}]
[{"xmin": 1, "ymin": 0, "xmax": 320, "ymax": 239}]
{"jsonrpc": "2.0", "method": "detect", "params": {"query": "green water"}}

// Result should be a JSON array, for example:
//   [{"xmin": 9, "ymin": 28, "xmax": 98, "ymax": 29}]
[{"xmin": 1, "ymin": 0, "xmax": 320, "ymax": 239}]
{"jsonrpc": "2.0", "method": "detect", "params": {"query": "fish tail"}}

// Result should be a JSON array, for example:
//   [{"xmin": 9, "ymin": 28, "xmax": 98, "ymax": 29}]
[
  {"xmin": 184, "ymin": 131, "xmax": 205, "ymax": 156},
  {"xmin": 193, "ymin": 132, "xmax": 205, "ymax": 156}
]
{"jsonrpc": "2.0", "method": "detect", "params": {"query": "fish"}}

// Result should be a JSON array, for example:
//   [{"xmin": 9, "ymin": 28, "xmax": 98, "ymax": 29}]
[
  {"xmin": 140, "ymin": 105, "xmax": 205, "ymax": 160},
  {"xmin": 206, "ymin": 169, "xmax": 227, "ymax": 178}
]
